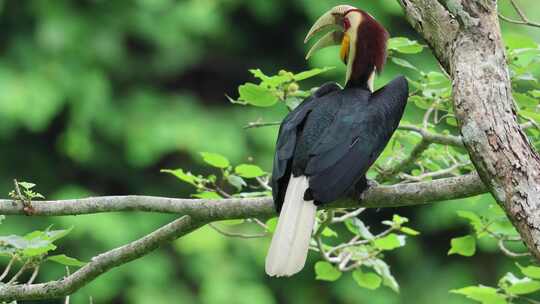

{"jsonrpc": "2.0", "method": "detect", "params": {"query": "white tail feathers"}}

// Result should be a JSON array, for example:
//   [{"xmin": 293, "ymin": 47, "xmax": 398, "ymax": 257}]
[{"xmin": 265, "ymin": 175, "xmax": 317, "ymax": 277}]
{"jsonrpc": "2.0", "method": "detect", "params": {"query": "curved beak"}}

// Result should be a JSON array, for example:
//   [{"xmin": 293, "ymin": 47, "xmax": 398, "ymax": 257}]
[{"xmin": 304, "ymin": 5, "xmax": 355, "ymax": 59}]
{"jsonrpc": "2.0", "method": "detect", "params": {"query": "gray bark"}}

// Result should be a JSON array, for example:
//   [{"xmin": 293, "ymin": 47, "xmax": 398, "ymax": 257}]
[
  {"xmin": 0, "ymin": 174, "xmax": 485, "ymax": 218},
  {"xmin": 398, "ymin": 0, "xmax": 540, "ymax": 260}
]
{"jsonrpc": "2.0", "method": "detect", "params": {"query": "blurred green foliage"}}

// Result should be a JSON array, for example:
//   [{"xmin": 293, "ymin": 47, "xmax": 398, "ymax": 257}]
[{"xmin": 1, "ymin": 0, "xmax": 540, "ymax": 303}]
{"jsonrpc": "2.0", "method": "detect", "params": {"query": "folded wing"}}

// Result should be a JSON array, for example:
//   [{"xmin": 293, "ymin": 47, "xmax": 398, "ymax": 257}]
[
  {"xmin": 271, "ymin": 82, "xmax": 341, "ymax": 212},
  {"xmin": 306, "ymin": 76, "xmax": 408, "ymax": 203}
]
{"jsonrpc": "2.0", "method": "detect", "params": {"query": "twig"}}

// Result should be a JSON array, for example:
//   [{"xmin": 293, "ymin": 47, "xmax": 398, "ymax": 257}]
[
  {"xmin": 400, "ymin": 161, "xmax": 470, "ymax": 182},
  {"xmin": 377, "ymin": 139, "xmax": 431, "ymax": 182},
  {"xmin": 326, "ymin": 226, "xmax": 394, "ymax": 257},
  {"xmin": 0, "ymin": 257, "xmax": 15, "ymax": 282},
  {"xmin": 243, "ymin": 121, "xmax": 281, "ymax": 129},
  {"xmin": 332, "ymin": 208, "xmax": 365, "ymax": 223},
  {"xmin": 498, "ymin": 238, "xmax": 531, "ymax": 258},
  {"xmin": 13, "ymin": 179, "xmax": 34, "ymax": 215},
  {"xmin": 498, "ymin": 0, "xmax": 540, "ymax": 28},
  {"xmin": 398, "ymin": 124, "xmax": 464, "ymax": 147},
  {"xmin": 208, "ymin": 223, "xmax": 267, "ymax": 239},
  {"xmin": 255, "ymin": 176, "xmax": 272, "ymax": 191},
  {"xmin": 64, "ymin": 267, "xmax": 71, "ymax": 304},
  {"xmin": 250, "ymin": 218, "xmax": 269, "ymax": 230},
  {"xmin": 7, "ymin": 260, "xmax": 29, "ymax": 284},
  {"xmin": 26, "ymin": 265, "xmax": 40, "ymax": 285}
]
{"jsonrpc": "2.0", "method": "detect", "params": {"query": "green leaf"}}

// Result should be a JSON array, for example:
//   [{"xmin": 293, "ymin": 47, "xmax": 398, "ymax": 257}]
[
  {"xmin": 410, "ymin": 95, "xmax": 431, "ymax": 110},
  {"xmin": 515, "ymin": 73, "xmax": 538, "ymax": 83},
  {"xmin": 45, "ymin": 227, "xmax": 73, "ymax": 242},
  {"xmin": 219, "ymin": 219, "xmax": 244, "ymax": 226},
  {"xmin": 400, "ymin": 227, "xmax": 420, "ymax": 236},
  {"xmin": 226, "ymin": 174, "xmax": 246, "ymax": 191},
  {"xmin": 235, "ymin": 164, "xmax": 265, "ymax": 178},
  {"xmin": 517, "ymin": 263, "xmax": 540, "ymax": 279},
  {"xmin": 314, "ymin": 261, "xmax": 342, "ymax": 281},
  {"xmin": 367, "ymin": 258, "xmax": 399, "ymax": 292},
  {"xmin": 161, "ymin": 169, "xmax": 199, "ymax": 186},
  {"xmin": 446, "ymin": 117, "xmax": 458, "ymax": 127},
  {"xmin": 238, "ymin": 83, "xmax": 278, "ymax": 107},
  {"xmin": 0, "ymin": 215, "xmax": 4, "ymax": 225},
  {"xmin": 529, "ymin": 90, "xmax": 540, "ymax": 98},
  {"xmin": 374, "ymin": 233, "xmax": 405, "ymax": 250},
  {"xmin": 293, "ymin": 67, "xmax": 334, "ymax": 81},
  {"xmin": 521, "ymin": 110, "xmax": 540, "ymax": 124},
  {"xmin": 47, "ymin": 254, "xmax": 86, "ymax": 267},
  {"xmin": 504, "ymin": 34, "xmax": 538, "ymax": 49},
  {"xmin": 0, "ymin": 235, "xmax": 29, "ymax": 249},
  {"xmin": 448, "ymin": 235, "xmax": 476, "ymax": 256},
  {"xmin": 392, "ymin": 214, "xmax": 408, "ymax": 225},
  {"xmin": 23, "ymin": 244, "xmax": 56, "ymax": 257},
  {"xmin": 514, "ymin": 92, "xmax": 538, "ymax": 109},
  {"xmin": 192, "ymin": 191, "xmax": 222, "ymax": 199},
  {"xmin": 266, "ymin": 218, "xmax": 277, "ymax": 233},
  {"xmin": 388, "ymin": 37, "xmax": 424, "ymax": 54},
  {"xmin": 456, "ymin": 210, "xmax": 484, "ymax": 236},
  {"xmin": 285, "ymin": 96, "xmax": 302, "ymax": 110},
  {"xmin": 391, "ymin": 57, "xmax": 418, "ymax": 71},
  {"xmin": 322, "ymin": 227, "xmax": 338, "ymax": 237},
  {"xmin": 17, "ymin": 182, "xmax": 36, "ymax": 190},
  {"xmin": 507, "ymin": 279, "xmax": 540, "ymax": 295},
  {"xmin": 345, "ymin": 218, "xmax": 374, "ymax": 239},
  {"xmin": 200, "ymin": 152, "xmax": 230, "ymax": 168},
  {"xmin": 451, "ymin": 286, "xmax": 507, "ymax": 304},
  {"xmin": 353, "ymin": 270, "xmax": 382, "ymax": 290},
  {"xmin": 249, "ymin": 69, "xmax": 289, "ymax": 87}
]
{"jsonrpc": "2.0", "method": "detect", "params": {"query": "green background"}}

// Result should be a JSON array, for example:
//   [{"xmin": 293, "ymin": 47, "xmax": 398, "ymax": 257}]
[{"xmin": 1, "ymin": 0, "xmax": 539, "ymax": 303}]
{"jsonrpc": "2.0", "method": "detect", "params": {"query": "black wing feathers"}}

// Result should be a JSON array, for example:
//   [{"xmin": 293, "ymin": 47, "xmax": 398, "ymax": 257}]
[
  {"xmin": 271, "ymin": 82, "xmax": 341, "ymax": 211},
  {"xmin": 271, "ymin": 76, "xmax": 408, "ymax": 211},
  {"xmin": 307, "ymin": 76, "xmax": 408, "ymax": 203}
]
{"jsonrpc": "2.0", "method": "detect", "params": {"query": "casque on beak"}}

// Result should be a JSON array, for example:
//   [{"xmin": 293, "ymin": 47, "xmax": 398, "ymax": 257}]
[{"xmin": 304, "ymin": 5, "xmax": 356, "ymax": 61}]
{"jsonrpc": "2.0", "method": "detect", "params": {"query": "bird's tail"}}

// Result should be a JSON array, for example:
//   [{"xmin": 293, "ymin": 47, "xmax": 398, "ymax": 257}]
[{"xmin": 265, "ymin": 175, "xmax": 317, "ymax": 277}]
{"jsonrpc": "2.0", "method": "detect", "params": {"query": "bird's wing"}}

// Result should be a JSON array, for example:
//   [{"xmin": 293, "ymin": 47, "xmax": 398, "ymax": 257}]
[
  {"xmin": 271, "ymin": 82, "xmax": 341, "ymax": 211},
  {"xmin": 305, "ymin": 76, "xmax": 408, "ymax": 203}
]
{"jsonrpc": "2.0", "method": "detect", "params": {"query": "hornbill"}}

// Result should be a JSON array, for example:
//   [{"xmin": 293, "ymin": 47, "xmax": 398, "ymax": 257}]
[{"xmin": 265, "ymin": 5, "xmax": 408, "ymax": 277}]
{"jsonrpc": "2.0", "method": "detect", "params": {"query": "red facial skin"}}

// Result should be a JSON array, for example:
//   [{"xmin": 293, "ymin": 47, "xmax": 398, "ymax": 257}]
[
  {"xmin": 343, "ymin": 9, "xmax": 389, "ymax": 88},
  {"xmin": 343, "ymin": 17, "xmax": 351, "ymax": 31}
]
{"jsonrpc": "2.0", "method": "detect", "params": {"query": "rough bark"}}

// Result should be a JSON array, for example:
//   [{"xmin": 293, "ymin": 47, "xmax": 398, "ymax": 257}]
[
  {"xmin": 0, "ymin": 174, "xmax": 486, "ymax": 217},
  {"xmin": 398, "ymin": 0, "xmax": 540, "ymax": 260}
]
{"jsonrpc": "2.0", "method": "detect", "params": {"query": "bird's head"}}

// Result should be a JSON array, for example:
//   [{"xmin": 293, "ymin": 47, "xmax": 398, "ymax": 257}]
[{"xmin": 304, "ymin": 5, "xmax": 389, "ymax": 90}]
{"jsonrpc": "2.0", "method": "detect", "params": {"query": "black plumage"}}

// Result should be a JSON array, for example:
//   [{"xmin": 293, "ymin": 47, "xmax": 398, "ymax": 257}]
[{"xmin": 271, "ymin": 76, "xmax": 408, "ymax": 212}]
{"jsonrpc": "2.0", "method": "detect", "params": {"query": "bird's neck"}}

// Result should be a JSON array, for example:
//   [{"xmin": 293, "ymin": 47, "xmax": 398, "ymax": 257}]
[{"xmin": 345, "ymin": 69, "xmax": 375, "ymax": 92}]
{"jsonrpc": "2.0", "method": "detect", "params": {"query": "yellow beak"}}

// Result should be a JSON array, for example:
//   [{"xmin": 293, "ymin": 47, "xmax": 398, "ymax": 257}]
[{"xmin": 340, "ymin": 33, "xmax": 350, "ymax": 64}]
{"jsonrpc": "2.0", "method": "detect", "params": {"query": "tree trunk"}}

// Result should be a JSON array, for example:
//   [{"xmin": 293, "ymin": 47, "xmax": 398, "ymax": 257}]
[{"xmin": 398, "ymin": 0, "xmax": 540, "ymax": 260}]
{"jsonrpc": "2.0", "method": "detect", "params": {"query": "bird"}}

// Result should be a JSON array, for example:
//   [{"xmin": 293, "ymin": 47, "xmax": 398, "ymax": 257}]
[{"xmin": 265, "ymin": 5, "xmax": 409, "ymax": 277}]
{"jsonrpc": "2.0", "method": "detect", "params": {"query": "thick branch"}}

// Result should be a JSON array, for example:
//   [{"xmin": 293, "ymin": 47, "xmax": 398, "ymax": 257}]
[
  {"xmin": 0, "ymin": 216, "xmax": 202, "ymax": 302},
  {"xmin": 397, "ymin": 0, "xmax": 540, "ymax": 261},
  {"xmin": 0, "ymin": 174, "xmax": 486, "ymax": 219}
]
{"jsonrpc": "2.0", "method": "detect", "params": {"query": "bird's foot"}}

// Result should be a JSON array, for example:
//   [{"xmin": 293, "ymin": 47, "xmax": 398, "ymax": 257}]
[{"xmin": 358, "ymin": 178, "xmax": 379, "ymax": 202}]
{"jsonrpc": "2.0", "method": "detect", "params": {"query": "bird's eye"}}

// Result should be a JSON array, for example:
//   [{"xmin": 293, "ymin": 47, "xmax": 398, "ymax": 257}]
[{"xmin": 343, "ymin": 18, "xmax": 351, "ymax": 30}]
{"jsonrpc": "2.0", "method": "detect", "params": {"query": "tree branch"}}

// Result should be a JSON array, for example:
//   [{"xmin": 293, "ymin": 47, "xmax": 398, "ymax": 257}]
[
  {"xmin": 0, "ymin": 174, "xmax": 486, "ymax": 218},
  {"xmin": 0, "ymin": 215, "xmax": 202, "ymax": 302},
  {"xmin": 0, "ymin": 174, "xmax": 487, "ymax": 301},
  {"xmin": 398, "ymin": 124, "xmax": 464, "ymax": 147},
  {"xmin": 397, "ymin": 0, "xmax": 540, "ymax": 261}
]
